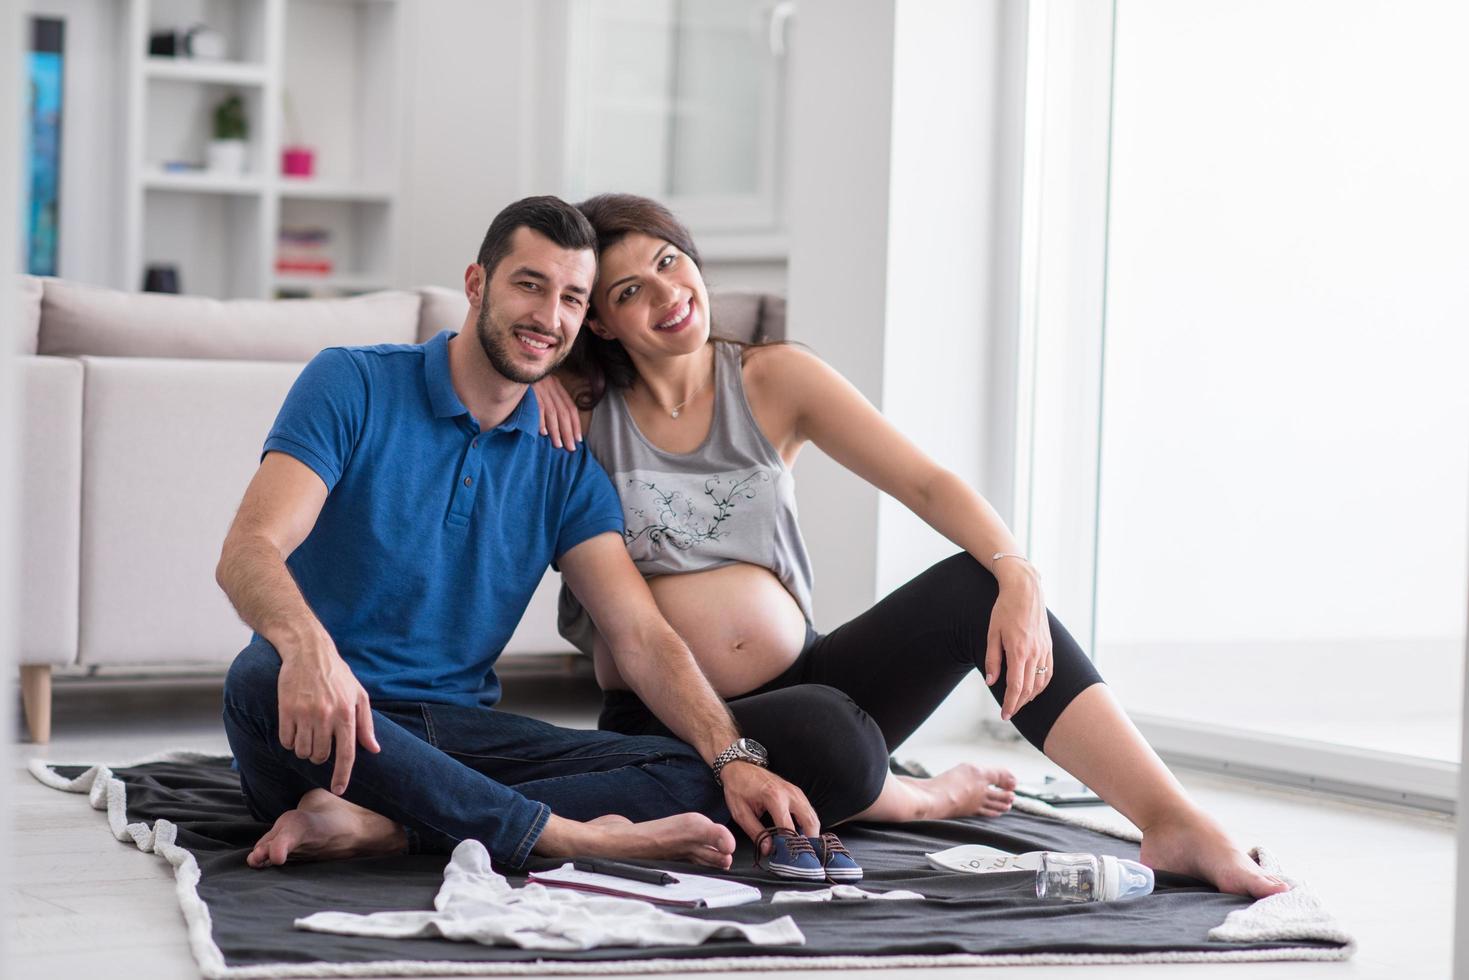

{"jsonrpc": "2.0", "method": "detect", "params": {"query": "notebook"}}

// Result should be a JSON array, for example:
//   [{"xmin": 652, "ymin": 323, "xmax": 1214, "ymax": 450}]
[{"xmin": 528, "ymin": 863, "xmax": 762, "ymax": 908}]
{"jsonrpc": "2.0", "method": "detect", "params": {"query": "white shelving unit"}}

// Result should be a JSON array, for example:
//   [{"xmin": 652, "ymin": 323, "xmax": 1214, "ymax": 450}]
[
  {"xmin": 122, "ymin": 0, "xmax": 403, "ymax": 299},
  {"xmin": 144, "ymin": 55, "xmax": 269, "ymax": 85}
]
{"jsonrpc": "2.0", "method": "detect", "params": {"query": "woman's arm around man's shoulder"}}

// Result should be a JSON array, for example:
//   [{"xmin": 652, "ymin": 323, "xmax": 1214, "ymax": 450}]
[{"xmin": 532, "ymin": 368, "xmax": 593, "ymax": 450}]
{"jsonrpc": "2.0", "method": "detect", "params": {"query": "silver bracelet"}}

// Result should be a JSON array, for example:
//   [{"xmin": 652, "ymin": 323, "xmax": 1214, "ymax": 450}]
[{"xmin": 992, "ymin": 552, "xmax": 1040, "ymax": 578}]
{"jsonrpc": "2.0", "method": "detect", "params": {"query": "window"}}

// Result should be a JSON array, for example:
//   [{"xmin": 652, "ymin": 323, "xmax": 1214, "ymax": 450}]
[{"xmin": 562, "ymin": 0, "xmax": 790, "ymax": 236}]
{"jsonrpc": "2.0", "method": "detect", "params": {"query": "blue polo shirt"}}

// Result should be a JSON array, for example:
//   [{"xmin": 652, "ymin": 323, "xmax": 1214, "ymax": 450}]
[{"xmin": 261, "ymin": 330, "xmax": 623, "ymax": 707}]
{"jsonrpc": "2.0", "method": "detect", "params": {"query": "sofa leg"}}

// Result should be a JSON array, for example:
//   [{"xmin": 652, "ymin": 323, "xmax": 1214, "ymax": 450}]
[{"xmin": 20, "ymin": 665, "xmax": 52, "ymax": 744}]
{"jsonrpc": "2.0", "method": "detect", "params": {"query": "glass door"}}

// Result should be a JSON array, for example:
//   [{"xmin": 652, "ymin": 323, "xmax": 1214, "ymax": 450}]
[{"xmin": 1091, "ymin": 0, "xmax": 1469, "ymax": 765}]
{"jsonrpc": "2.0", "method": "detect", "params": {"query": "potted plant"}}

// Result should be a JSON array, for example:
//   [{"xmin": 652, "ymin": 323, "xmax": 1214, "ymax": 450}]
[{"xmin": 207, "ymin": 94, "xmax": 248, "ymax": 175}]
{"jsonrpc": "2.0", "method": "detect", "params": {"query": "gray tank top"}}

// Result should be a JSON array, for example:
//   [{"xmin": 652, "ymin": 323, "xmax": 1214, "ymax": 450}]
[{"xmin": 557, "ymin": 341, "xmax": 815, "ymax": 655}]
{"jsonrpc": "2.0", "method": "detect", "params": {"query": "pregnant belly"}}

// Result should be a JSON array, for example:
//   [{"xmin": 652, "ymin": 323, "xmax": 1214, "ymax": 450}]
[{"xmin": 592, "ymin": 563, "xmax": 808, "ymax": 698}]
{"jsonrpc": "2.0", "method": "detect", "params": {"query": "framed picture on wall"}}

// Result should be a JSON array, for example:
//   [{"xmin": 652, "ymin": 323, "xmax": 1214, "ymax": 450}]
[{"xmin": 26, "ymin": 17, "xmax": 65, "ymax": 276}]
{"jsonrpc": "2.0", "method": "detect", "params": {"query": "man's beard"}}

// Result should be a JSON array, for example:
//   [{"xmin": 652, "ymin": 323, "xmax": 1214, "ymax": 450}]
[{"xmin": 475, "ymin": 294, "xmax": 566, "ymax": 385}]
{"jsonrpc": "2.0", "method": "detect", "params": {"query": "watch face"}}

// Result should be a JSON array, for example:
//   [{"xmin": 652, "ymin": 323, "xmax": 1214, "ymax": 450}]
[{"xmin": 737, "ymin": 737, "xmax": 768, "ymax": 762}]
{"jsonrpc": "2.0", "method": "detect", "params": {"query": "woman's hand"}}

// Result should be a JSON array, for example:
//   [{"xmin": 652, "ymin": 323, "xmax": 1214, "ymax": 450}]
[
  {"xmin": 531, "ymin": 375, "xmax": 582, "ymax": 450},
  {"xmin": 984, "ymin": 563, "xmax": 1053, "ymax": 721}
]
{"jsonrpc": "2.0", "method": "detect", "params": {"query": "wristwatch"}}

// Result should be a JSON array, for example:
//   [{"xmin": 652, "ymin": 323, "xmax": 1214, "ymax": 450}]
[{"xmin": 711, "ymin": 737, "xmax": 769, "ymax": 785}]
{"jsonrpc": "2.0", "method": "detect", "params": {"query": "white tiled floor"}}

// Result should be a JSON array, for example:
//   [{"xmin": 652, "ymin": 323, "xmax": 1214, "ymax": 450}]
[{"xmin": 6, "ymin": 673, "xmax": 1455, "ymax": 979}]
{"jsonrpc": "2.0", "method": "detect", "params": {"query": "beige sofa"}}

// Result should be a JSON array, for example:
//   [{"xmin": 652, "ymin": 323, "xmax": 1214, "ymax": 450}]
[{"xmin": 14, "ymin": 276, "xmax": 785, "ymax": 743}]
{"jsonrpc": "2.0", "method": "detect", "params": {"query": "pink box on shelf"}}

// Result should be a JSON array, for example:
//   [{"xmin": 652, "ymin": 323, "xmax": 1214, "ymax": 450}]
[{"xmin": 281, "ymin": 146, "xmax": 315, "ymax": 177}]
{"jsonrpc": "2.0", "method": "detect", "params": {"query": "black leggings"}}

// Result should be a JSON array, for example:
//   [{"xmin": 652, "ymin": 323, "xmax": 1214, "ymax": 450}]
[{"xmin": 600, "ymin": 552, "xmax": 1105, "ymax": 826}]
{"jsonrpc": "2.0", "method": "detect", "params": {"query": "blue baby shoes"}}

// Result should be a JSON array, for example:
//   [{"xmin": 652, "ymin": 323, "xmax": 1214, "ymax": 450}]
[
  {"xmin": 756, "ymin": 828, "xmax": 863, "ymax": 883},
  {"xmin": 756, "ymin": 828, "xmax": 825, "ymax": 880},
  {"xmin": 809, "ymin": 832, "xmax": 862, "ymax": 882}
]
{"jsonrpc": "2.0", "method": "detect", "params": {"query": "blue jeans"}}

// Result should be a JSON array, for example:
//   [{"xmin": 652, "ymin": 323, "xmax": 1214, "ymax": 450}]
[{"xmin": 222, "ymin": 638, "xmax": 729, "ymax": 868}]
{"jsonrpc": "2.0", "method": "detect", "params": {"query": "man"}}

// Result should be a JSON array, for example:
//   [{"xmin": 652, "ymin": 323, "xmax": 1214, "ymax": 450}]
[{"xmin": 218, "ymin": 196, "xmax": 816, "ymax": 870}]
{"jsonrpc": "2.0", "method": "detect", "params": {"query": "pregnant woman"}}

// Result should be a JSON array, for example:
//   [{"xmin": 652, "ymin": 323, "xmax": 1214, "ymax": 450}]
[{"xmin": 537, "ymin": 192, "xmax": 1287, "ymax": 899}]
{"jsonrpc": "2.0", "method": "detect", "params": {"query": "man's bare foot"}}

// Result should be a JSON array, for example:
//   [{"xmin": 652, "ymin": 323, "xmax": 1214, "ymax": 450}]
[
  {"xmin": 536, "ymin": 811, "xmax": 737, "ymax": 870},
  {"xmin": 247, "ymin": 789, "xmax": 407, "ymax": 868},
  {"xmin": 586, "ymin": 814, "xmax": 633, "ymax": 827},
  {"xmin": 1139, "ymin": 809, "xmax": 1290, "ymax": 899},
  {"xmin": 899, "ymin": 763, "xmax": 1018, "ymax": 819}
]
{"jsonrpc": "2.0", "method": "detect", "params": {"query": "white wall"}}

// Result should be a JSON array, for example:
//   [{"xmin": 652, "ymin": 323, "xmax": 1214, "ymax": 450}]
[
  {"xmin": 877, "ymin": 0, "xmax": 1006, "ymax": 597},
  {"xmin": 783, "ymin": 0, "xmax": 896, "ymax": 628},
  {"xmin": 397, "ymin": 0, "xmax": 535, "ymax": 290},
  {"xmin": 877, "ymin": 0, "xmax": 1021, "ymax": 740},
  {"xmin": 1096, "ymin": 0, "xmax": 1469, "ymax": 647},
  {"xmin": 786, "ymin": 0, "xmax": 1024, "ymax": 739},
  {"xmin": 787, "ymin": 0, "xmax": 1022, "ymax": 618}
]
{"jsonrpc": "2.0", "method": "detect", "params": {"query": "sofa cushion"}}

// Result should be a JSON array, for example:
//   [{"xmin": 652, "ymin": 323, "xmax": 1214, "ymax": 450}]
[
  {"xmin": 39, "ymin": 279, "xmax": 421, "ymax": 362},
  {"xmin": 709, "ymin": 291, "xmax": 786, "ymax": 345},
  {"xmin": 418, "ymin": 285, "xmax": 470, "ymax": 344},
  {"xmin": 78, "ymin": 356, "xmax": 307, "ymax": 666},
  {"xmin": 15, "ymin": 275, "xmax": 43, "ymax": 354},
  {"xmin": 75, "ymin": 354, "xmax": 575, "ymax": 666},
  {"xmin": 19, "ymin": 355, "xmax": 82, "ymax": 666},
  {"xmin": 758, "ymin": 293, "xmax": 787, "ymax": 342},
  {"xmin": 709, "ymin": 292, "xmax": 761, "ymax": 344}
]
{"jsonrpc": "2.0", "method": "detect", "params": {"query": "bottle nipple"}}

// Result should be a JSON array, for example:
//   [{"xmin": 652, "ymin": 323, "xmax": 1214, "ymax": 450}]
[{"xmin": 1102, "ymin": 855, "xmax": 1155, "ymax": 901}]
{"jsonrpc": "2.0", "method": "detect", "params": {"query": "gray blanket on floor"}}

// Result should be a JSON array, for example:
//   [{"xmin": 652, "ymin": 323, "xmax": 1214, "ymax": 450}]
[{"xmin": 33, "ymin": 754, "xmax": 1353, "ymax": 975}]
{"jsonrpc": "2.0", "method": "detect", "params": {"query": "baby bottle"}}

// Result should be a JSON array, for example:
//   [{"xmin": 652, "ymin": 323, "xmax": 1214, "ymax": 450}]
[{"xmin": 1035, "ymin": 852, "xmax": 1154, "ymax": 902}]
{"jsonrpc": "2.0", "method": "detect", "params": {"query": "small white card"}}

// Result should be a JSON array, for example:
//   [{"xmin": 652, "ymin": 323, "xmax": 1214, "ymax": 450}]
[{"xmin": 926, "ymin": 844, "xmax": 1046, "ymax": 874}]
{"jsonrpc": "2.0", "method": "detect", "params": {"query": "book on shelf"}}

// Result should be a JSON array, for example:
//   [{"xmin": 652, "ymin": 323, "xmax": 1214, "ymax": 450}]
[
  {"xmin": 274, "ymin": 258, "xmax": 334, "ymax": 276},
  {"xmin": 277, "ymin": 225, "xmax": 333, "ymax": 277}
]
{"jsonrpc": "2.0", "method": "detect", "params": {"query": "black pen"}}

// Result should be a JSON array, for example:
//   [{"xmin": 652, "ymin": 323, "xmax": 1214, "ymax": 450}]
[{"xmin": 573, "ymin": 858, "xmax": 677, "ymax": 886}]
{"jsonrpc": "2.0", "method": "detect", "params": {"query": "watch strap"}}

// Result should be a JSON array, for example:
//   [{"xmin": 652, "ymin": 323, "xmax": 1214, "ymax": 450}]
[{"xmin": 712, "ymin": 740, "xmax": 767, "ymax": 785}]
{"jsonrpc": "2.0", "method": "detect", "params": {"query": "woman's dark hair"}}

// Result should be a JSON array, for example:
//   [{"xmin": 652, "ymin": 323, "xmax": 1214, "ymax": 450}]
[{"xmin": 564, "ymin": 193, "xmax": 715, "ymax": 409}]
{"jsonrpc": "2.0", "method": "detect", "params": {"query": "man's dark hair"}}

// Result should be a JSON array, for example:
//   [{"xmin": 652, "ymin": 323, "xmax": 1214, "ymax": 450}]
[{"xmin": 476, "ymin": 196, "xmax": 597, "ymax": 278}]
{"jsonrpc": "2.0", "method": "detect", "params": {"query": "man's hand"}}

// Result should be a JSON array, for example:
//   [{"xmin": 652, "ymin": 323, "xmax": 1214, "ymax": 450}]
[
  {"xmin": 720, "ymin": 762, "xmax": 819, "ymax": 851},
  {"xmin": 276, "ymin": 633, "xmax": 380, "ymax": 795},
  {"xmin": 217, "ymin": 451, "xmax": 380, "ymax": 794},
  {"xmin": 559, "ymin": 536, "xmax": 819, "ymax": 850}
]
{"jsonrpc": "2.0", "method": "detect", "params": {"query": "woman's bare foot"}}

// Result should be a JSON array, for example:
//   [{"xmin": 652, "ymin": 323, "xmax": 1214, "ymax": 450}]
[
  {"xmin": 536, "ymin": 811, "xmax": 737, "ymax": 870},
  {"xmin": 1139, "ymin": 808, "xmax": 1290, "ymax": 899},
  {"xmin": 901, "ymin": 763, "xmax": 1019, "ymax": 819},
  {"xmin": 247, "ymin": 789, "xmax": 407, "ymax": 868},
  {"xmin": 855, "ymin": 764, "xmax": 1018, "ymax": 822}
]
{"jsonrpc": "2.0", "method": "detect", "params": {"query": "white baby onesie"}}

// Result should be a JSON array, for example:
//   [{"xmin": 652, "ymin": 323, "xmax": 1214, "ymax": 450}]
[{"xmin": 296, "ymin": 840, "xmax": 805, "ymax": 952}]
